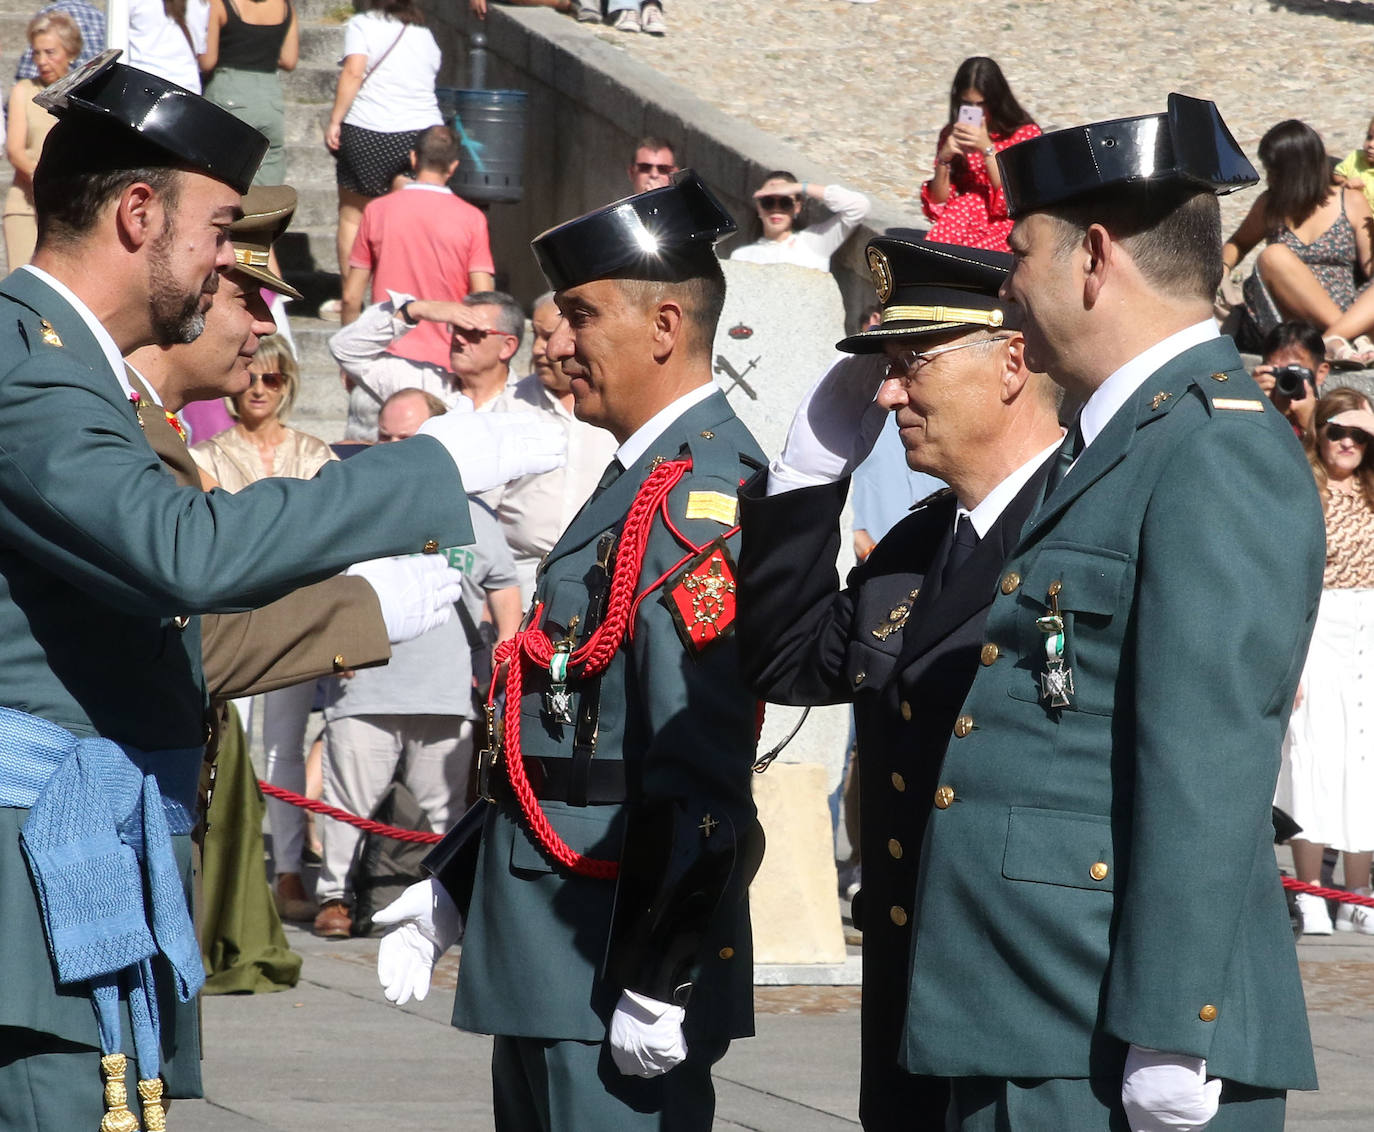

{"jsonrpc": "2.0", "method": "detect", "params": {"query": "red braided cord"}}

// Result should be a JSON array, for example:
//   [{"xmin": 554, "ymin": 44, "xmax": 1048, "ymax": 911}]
[
  {"xmin": 1281, "ymin": 876, "xmax": 1374, "ymax": 907},
  {"xmin": 257, "ymin": 779, "xmax": 441, "ymax": 844}
]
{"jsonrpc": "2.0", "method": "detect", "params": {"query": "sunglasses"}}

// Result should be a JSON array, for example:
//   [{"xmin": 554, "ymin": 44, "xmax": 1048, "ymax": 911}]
[
  {"xmin": 757, "ymin": 194, "xmax": 799, "ymax": 212},
  {"xmin": 1324, "ymin": 423, "xmax": 1370, "ymax": 444},
  {"xmin": 885, "ymin": 336, "xmax": 1012, "ymax": 380},
  {"xmin": 249, "ymin": 372, "xmax": 285, "ymax": 391},
  {"xmin": 634, "ymin": 162, "xmax": 678, "ymax": 176}
]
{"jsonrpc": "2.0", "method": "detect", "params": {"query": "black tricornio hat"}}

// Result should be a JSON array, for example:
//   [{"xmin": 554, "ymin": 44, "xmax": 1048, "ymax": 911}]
[
  {"xmin": 838, "ymin": 237, "xmax": 1018, "ymax": 354},
  {"xmin": 996, "ymin": 93, "xmax": 1258, "ymax": 220},
  {"xmin": 532, "ymin": 170, "xmax": 735, "ymax": 291},
  {"xmin": 34, "ymin": 50, "xmax": 267, "ymax": 194}
]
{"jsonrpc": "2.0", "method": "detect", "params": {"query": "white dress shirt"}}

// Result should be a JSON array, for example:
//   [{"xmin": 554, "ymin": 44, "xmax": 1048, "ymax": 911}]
[{"xmin": 957, "ymin": 433, "xmax": 1066, "ymax": 538}]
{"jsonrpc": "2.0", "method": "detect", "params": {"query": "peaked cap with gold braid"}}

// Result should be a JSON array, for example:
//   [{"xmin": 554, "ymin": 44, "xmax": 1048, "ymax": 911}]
[{"xmin": 228, "ymin": 185, "xmax": 303, "ymax": 300}]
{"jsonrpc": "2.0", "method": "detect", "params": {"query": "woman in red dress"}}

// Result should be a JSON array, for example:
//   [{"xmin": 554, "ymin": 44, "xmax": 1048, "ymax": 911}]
[{"xmin": 921, "ymin": 57, "xmax": 1040, "ymax": 253}]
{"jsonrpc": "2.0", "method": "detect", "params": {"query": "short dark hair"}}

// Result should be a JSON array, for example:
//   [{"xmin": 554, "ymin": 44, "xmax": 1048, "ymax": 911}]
[
  {"xmin": 631, "ymin": 136, "xmax": 677, "ymax": 162},
  {"xmin": 948, "ymin": 57, "xmax": 1035, "ymax": 138},
  {"xmin": 1045, "ymin": 184, "xmax": 1222, "ymax": 303},
  {"xmin": 372, "ymin": 0, "xmax": 424, "ymax": 24},
  {"xmin": 1262, "ymin": 320, "xmax": 1325, "ymax": 367},
  {"xmin": 618, "ymin": 257, "xmax": 727, "ymax": 359},
  {"xmin": 34, "ymin": 165, "xmax": 183, "ymax": 248},
  {"xmin": 413, "ymin": 125, "xmax": 459, "ymax": 174}
]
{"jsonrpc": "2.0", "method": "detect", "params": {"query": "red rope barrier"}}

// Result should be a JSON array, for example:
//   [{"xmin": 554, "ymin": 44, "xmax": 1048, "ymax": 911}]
[
  {"xmin": 257, "ymin": 779, "xmax": 441, "ymax": 844},
  {"xmin": 1280, "ymin": 876, "xmax": 1374, "ymax": 907}
]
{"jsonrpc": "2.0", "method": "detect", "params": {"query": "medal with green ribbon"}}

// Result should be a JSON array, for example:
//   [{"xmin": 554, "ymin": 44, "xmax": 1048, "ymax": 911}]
[{"xmin": 1036, "ymin": 581, "xmax": 1074, "ymax": 708}]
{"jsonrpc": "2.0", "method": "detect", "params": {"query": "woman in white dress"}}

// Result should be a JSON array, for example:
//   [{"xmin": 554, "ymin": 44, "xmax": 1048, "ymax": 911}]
[{"xmin": 1279, "ymin": 387, "xmax": 1374, "ymax": 934}]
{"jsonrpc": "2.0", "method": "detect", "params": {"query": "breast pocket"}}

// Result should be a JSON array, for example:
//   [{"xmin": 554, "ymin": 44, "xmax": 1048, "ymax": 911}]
[{"xmin": 1007, "ymin": 544, "xmax": 1131, "ymax": 716}]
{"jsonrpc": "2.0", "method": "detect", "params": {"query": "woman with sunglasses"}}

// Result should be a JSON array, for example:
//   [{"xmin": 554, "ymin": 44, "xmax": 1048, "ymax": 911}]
[
  {"xmin": 192, "ymin": 334, "xmax": 339, "ymax": 923},
  {"xmin": 1278, "ymin": 387, "xmax": 1374, "ymax": 934},
  {"xmin": 920, "ymin": 56, "xmax": 1040, "ymax": 253},
  {"xmin": 729, "ymin": 168, "xmax": 870, "ymax": 271}
]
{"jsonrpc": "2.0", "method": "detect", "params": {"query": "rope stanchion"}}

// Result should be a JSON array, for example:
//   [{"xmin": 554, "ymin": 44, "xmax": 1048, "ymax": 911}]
[
  {"xmin": 257, "ymin": 779, "xmax": 440, "ymax": 844},
  {"xmin": 1280, "ymin": 875, "xmax": 1374, "ymax": 907}
]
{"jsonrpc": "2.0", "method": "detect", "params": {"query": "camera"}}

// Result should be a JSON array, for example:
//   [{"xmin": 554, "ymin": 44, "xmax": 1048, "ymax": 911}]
[{"xmin": 1271, "ymin": 364, "xmax": 1314, "ymax": 399}]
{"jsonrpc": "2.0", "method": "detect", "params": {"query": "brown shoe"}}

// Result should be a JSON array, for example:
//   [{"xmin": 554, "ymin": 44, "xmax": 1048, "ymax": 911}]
[
  {"xmin": 274, "ymin": 872, "xmax": 318, "ymax": 923},
  {"xmin": 313, "ymin": 900, "xmax": 352, "ymax": 939}
]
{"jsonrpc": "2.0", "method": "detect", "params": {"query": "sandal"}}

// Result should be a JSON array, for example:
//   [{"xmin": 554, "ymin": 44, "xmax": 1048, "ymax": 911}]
[{"xmin": 1323, "ymin": 335, "xmax": 1369, "ymax": 370}]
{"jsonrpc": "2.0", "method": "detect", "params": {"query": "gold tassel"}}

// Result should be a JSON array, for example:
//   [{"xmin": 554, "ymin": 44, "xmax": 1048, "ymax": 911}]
[
  {"xmin": 137, "ymin": 1078, "xmax": 166, "ymax": 1132},
  {"xmin": 99, "ymin": 1053, "xmax": 141, "ymax": 1132}
]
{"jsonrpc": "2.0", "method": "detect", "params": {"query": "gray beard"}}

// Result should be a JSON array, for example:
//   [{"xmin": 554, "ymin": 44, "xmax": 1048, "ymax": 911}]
[{"xmin": 148, "ymin": 233, "xmax": 212, "ymax": 346}]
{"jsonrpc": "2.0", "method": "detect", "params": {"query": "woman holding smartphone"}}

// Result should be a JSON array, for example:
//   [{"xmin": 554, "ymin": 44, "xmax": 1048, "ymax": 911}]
[{"xmin": 921, "ymin": 56, "xmax": 1039, "ymax": 253}]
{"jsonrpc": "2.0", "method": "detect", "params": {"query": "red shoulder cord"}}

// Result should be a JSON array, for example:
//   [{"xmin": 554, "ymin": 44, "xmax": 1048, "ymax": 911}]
[{"xmin": 490, "ymin": 457, "xmax": 692, "ymax": 878}]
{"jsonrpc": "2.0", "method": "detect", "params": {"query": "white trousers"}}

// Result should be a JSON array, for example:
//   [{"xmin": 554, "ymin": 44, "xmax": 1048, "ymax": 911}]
[{"xmin": 262, "ymin": 680, "xmax": 318, "ymax": 874}]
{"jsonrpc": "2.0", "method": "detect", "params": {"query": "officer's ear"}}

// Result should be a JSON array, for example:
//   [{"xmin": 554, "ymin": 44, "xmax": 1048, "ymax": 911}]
[
  {"xmin": 649, "ymin": 299, "xmax": 684, "ymax": 363},
  {"xmin": 114, "ymin": 180, "xmax": 165, "ymax": 251},
  {"xmin": 1082, "ymin": 224, "xmax": 1112, "ymax": 308},
  {"xmin": 999, "ymin": 332, "xmax": 1029, "ymax": 403}
]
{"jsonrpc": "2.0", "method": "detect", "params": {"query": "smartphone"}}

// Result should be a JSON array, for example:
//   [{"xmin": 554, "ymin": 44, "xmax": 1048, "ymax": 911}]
[{"xmin": 957, "ymin": 104, "xmax": 984, "ymax": 128}]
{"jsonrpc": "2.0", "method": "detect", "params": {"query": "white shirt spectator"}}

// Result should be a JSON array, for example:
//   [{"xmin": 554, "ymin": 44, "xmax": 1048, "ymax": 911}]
[
  {"xmin": 341, "ymin": 11, "xmax": 442, "ymax": 133},
  {"xmin": 126, "ymin": 0, "xmax": 204, "ymax": 92},
  {"xmin": 729, "ymin": 184, "xmax": 870, "ymax": 271}
]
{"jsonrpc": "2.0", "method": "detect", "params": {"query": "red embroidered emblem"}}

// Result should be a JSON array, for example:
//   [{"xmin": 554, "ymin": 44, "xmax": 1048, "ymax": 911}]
[{"xmin": 663, "ymin": 538, "xmax": 737, "ymax": 654}]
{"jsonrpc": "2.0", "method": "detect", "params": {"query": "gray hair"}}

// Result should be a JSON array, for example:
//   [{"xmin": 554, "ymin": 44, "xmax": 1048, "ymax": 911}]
[{"xmin": 464, "ymin": 290, "xmax": 524, "ymax": 338}]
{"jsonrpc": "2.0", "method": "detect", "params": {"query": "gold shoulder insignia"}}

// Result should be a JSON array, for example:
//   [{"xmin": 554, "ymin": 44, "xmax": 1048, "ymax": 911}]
[
  {"xmin": 685, "ymin": 490, "xmax": 738, "ymax": 525},
  {"xmin": 39, "ymin": 319, "xmax": 61, "ymax": 347},
  {"xmin": 1212, "ymin": 398, "xmax": 1264, "ymax": 412}
]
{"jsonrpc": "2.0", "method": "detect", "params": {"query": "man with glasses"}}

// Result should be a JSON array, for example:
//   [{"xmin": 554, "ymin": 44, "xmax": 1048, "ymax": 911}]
[
  {"xmin": 626, "ymin": 135, "xmax": 679, "ymax": 194},
  {"xmin": 735, "ymin": 236, "xmax": 1064, "ymax": 1131},
  {"xmin": 332, "ymin": 289, "xmax": 525, "ymax": 437}
]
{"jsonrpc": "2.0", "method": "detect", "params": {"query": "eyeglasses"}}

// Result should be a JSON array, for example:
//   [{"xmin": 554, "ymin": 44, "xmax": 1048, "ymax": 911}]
[
  {"xmin": 757, "ymin": 195, "xmax": 799, "ymax": 212},
  {"xmin": 249, "ymin": 372, "xmax": 285, "ymax": 390},
  {"xmin": 1324, "ymin": 423, "xmax": 1370, "ymax": 444},
  {"xmin": 884, "ymin": 336, "xmax": 1012, "ymax": 380},
  {"xmin": 634, "ymin": 162, "xmax": 678, "ymax": 176}
]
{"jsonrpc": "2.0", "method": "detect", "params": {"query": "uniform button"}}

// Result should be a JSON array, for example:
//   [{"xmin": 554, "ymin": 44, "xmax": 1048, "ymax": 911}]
[
  {"xmin": 1000, "ymin": 572, "xmax": 1021, "ymax": 595},
  {"xmin": 1210, "ymin": 371, "xmax": 1229, "ymax": 382},
  {"xmin": 1199, "ymin": 1004, "xmax": 1218, "ymax": 1023},
  {"xmin": 1090, "ymin": 861, "xmax": 1109, "ymax": 882},
  {"xmin": 953, "ymin": 714, "xmax": 974, "ymax": 738},
  {"xmin": 333, "ymin": 654, "xmax": 347, "ymax": 671},
  {"xmin": 934, "ymin": 785, "xmax": 955, "ymax": 809},
  {"xmin": 888, "ymin": 838, "xmax": 903, "ymax": 859},
  {"xmin": 891, "ymin": 772, "xmax": 906, "ymax": 792},
  {"xmin": 854, "ymin": 671, "xmax": 866, "ymax": 686},
  {"xmin": 718, "ymin": 946, "xmax": 734, "ymax": 960},
  {"xmin": 423, "ymin": 539, "xmax": 440, "ymax": 554},
  {"xmin": 980, "ymin": 643, "xmax": 1000, "ymax": 665},
  {"xmin": 889, "ymin": 905, "xmax": 908, "ymax": 927},
  {"xmin": 900, "ymin": 700, "xmax": 913, "ymax": 721}
]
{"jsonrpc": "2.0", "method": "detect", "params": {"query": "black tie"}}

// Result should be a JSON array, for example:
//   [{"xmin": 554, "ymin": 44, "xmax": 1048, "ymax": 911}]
[
  {"xmin": 1044, "ymin": 418, "xmax": 1085, "ymax": 501},
  {"xmin": 940, "ymin": 514, "xmax": 979, "ymax": 588},
  {"xmin": 590, "ymin": 457, "xmax": 623, "ymax": 501}
]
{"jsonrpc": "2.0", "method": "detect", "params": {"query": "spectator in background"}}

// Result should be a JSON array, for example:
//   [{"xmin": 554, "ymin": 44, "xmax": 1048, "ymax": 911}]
[
  {"xmin": 5, "ymin": 12, "xmax": 79, "ymax": 268},
  {"xmin": 126, "ymin": 0, "xmax": 205, "ymax": 92},
  {"xmin": 468, "ymin": 0, "xmax": 576, "ymax": 17},
  {"xmin": 332, "ymin": 291, "xmax": 522, "ymax": 438},
  {"xmin": 1253, "ymin": 320, "xmax": 1328, "ymax": 436},
  {"xmin": 920, "ymin": 56, "xmax": 1040, "ymax": 253},
  {"xmin": 199, "ymin": 0, "xmax": 299, "ymax": 186},
  {"xmin": 13, "ymin": 0, "xmax": 102, "ymax": 79},
  {"xmin": 1334, "ymin": 115, "xmax": 1374, "ymax": 212},
  {"xmin": 322, "ymin": 0, "xmax": 443, "ymax": 319},
  {"xmin": 1278, "ymin": 388, "xmax": 1374, "ymax": 935},
  {"xmin": 604, "ymin": 0, "xmax": 665, "ymax": 35},
  {"xmin": 730, "ymin": 169, "xmax": 870, "ymax": 271},
  {"xmin": 1223, "ymin": 119, "xmax": 1374, "ymax": 367},
  {"xmin": 314, "ymin": 388, "xmax": 523, "ymax": 939},
  {"xmin": 626, "ymin": 135, "xmax": 678, "ymax": 193},
  {"xmin": 341, "ymin": 125, "xmax": 495, "ymax": 355},
  {"xmin": 482, "ymin": 291, "xmax": 619, "ymax": 600}
]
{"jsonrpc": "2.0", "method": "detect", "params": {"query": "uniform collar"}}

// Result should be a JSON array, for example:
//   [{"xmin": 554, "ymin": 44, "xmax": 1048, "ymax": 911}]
[
  {"xmin": 957, "ymin": 433, "xmax": 1065, "ymax": 538},
  {"xmin": 21, "ymin": 264, "xmax": 129, "ymax": 396},
  {"xmin": 614, "ymin": 383, "xmax": 717, "ymax": 468}
]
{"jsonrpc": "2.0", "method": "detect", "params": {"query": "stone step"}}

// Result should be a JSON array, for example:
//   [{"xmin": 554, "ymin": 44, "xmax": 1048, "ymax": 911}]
[
  {"xmin": 277, "ymin": 228, "xmax": 340, "ymax": 278},
  {"xmin": 282, "ymin": 140, "xmax": 338, "ymax": 188},
  {"xmin": 280, "ymin": 62, "xmax": 339, "ymax": 105}
]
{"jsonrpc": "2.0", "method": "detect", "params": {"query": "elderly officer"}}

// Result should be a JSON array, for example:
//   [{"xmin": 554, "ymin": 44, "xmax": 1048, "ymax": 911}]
[
  {"xmin": 886, "ymin": 96, "xmax": 1324, "ymax": 1130},
  {"xmin": 735, "ymin": 238, "xmax": 1064, "ymax": 1130},
  {"xmin": 0, "ymin": 56, "xmax": 561, "ymax": 1131},
  {"xmin": 374, "ymin": 172, "xmax": 766, "ymax": 1130}
]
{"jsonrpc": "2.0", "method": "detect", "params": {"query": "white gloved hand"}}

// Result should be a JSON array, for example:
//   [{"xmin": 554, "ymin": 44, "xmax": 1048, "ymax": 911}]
[
  {"xmin": 416, "ymin": 412, "xmax": 566, "ymax": 494},
  {"xmin": 1121, "ymin": 1044, "xmax": 1222, "ymax": 1131},
  {"xmin": 766, "ymin": 353, "xmax": 891, "ymax": 495},
  {"xmin": 608, "ymin": 990, "xmax": 688, "ymax": 1077},
  {"xmin": 346, "ymin": 555, "xmax": 465, "ymax": 644},
  {"xmin": 373, "ymin": 878, "xmax": 464, "ymax": 1005}
]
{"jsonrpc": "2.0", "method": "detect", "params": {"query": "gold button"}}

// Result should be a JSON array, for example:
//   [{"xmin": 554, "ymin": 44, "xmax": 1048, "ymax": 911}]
[
  {"xmin": 718, "ymin": 946, "xmax": 734, "ymax": 960},
  {"xmin": 1199, "ymin": 1004, "xmax": 1218, "ymax": 1022},
  {"xmin": 934, "ymin": 785, "xmax": 955, "ymax": 809},
  {"xmin": 1090, "ymin": 861, "xmax": 1109, "ymax": 882},
  {"xmin": 1000, "ymin": 571, "xmax": 1021, "ymax": 595},
  {"xmin": 891, "ymin": 772, "xmax": 906, "ymax": 792},
  {"xmin": 980, "ymin": 643, "xmax": 1000, "ymax": 665},
  {"xmin": 889, "ymin": 905, "xmax": 908, "ymax": 927},
  {"xmin": 332, "ymin": 653, "xmax": 347, "ymax": 671},
  {"xmin": 423, "ymin": 539, "xmax": 440, "ymax": 554},
  {"xmin": 888, "ymin": 838, "xmax": 903, "ymax": 859},
  {"xmin": 954, "ymin": 714, "xmax": 974, "ymax": 738},
  {"xmin": 1210, "ymin": 371, "xmax": 1229, "ymax": 382},
  {"xmin": 700, "ymin": 430, "xmax": 715, "ymax": 440},
  {"xmin": 854, "ymin": 671, "xmax": 866, "ymax": 685},
  {"xmin": 900, "ymin": 700, "xmax": 912, "ymax": 721},
  {"xmin": 1047, "ymin": 579, "xmax": 1062, "ymax": 597}
]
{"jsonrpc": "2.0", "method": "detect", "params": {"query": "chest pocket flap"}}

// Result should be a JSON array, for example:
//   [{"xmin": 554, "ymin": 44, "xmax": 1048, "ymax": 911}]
[
  {"xmin": 1021, "ymin": 544, "xmax": 1130, "ymax": 616},
  {"xmin": 1002, "ymin": 806, "xmax": 1115, "ymax": 892}
]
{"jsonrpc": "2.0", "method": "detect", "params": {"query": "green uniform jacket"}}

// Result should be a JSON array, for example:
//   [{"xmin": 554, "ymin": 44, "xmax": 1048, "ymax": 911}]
[
  {"xmin": 453, "ymin": 391, "xmax": 763, "ymax": 1045},
  {"xmin": 902, "ymin": 337, "xmax": 1324, "ymax": 1090}
]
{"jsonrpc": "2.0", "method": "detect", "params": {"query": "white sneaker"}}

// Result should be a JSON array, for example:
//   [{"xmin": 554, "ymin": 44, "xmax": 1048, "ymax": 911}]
[
  {"xmin": 1296, "ymin": 891, "xmax": 1333, "ymax": 935},
  {"xmin": 1335, "ymin": 893, "xmax": 1374, "ymax": 934},
  {"xmin": 612, "ymin": 8, "xmax": 639, "ymax": 30},
  {"xmin": 639, "ymin": 1, "xmax": 666, "ymax": 34}
]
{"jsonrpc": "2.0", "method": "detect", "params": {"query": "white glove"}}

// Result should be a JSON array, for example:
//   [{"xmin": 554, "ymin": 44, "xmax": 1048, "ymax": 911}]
[
  {"xmin": 416, "ymin": 411, "xmax": 566, "ymax": 494},
  {"xmin": 608, "ymin": 990, "xmax": 688, "ymax": 1078},
  {"xmin": 373, "ymin": 878, "xmax": 464, "ymax": 1005},
  {"xmin": 346, "ymin": 555, "xmax": 464, "ymax": 644},
  {"xmin": 1121, "ymin": 1044, "xmax": 1222, "ymax": 1131},
  {"xmin": 766, "ymin": 353, "xmax": 891, "ymax": 495}
]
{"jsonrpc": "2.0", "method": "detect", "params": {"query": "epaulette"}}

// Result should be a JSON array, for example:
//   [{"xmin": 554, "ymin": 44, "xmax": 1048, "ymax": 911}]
[
  {"xmin": 909, "ymin": 486, "xmax": 955, "ymax": 512},
  {"xmin": 0, "ymin": 289, "xmax": 65, "ymax": 353}
]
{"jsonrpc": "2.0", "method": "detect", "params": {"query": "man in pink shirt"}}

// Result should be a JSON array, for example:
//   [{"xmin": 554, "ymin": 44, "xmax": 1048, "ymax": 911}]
[{"xmin": 342, "ymin": 125, "xmax": 496, "ymax": 370}]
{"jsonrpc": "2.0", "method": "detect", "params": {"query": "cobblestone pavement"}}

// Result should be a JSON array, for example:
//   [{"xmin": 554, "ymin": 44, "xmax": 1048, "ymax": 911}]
[{"xmin": 586, "ymin": 0, "xmax": 1374, "ymax": 234}]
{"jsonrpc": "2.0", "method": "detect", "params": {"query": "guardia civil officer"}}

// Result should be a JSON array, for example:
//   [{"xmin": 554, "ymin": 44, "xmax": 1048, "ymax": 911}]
[
  {"xmin": 374, "ymin": 172, "xmax": 766, "ymax": 1130},
  {"xmin": 0, "ymin": 55, "xmax": 561, "ymax": 1131},
  {"xmin": 897, "ymin": 96, "xmax": 1323, "ymax": 1129},
  {"xmin": 734, "ymin": 238, "xmax": 1065, "ymax": 1130}
]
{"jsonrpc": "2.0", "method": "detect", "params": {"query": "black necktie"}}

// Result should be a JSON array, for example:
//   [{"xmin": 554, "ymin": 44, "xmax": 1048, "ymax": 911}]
[
  {"xmin": 1044, "ymin": 418, "xmax": 1085, "ymax": 502},
  {"xmin": 590, "ymin": 457, "xmax": 623, "ymax": 501},
  {"xmin": 940, "ymin": 514, "xmax": 979, "ymax": 588}
]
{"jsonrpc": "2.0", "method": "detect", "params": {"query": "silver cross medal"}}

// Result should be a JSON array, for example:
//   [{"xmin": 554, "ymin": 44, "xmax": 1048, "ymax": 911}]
[
  {"xmin": 1036, "ymin": 581, "xmax": 1074, "ymax": 709},
  {"xmin": 545, "ymin": 618, "xmax": 578, "ymax": 724}
]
